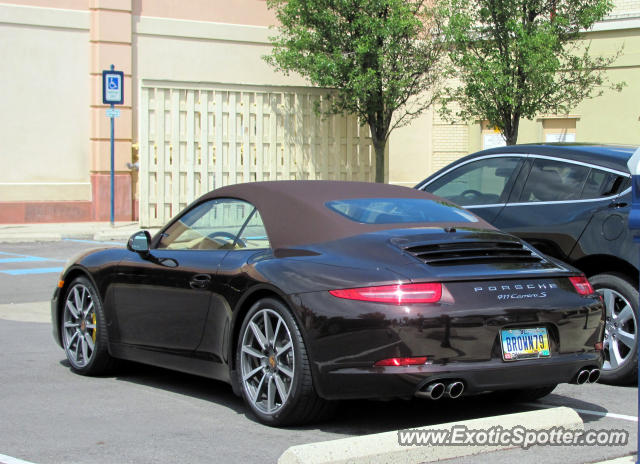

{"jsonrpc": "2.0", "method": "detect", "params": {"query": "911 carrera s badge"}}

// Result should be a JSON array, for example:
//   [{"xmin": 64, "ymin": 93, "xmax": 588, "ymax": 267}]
[
  {"xmin": 474, "ymin": 282, "xmax": 557, "ymax": 301},
  {"xmin": 501, "ymin": 328, "xmax": 550, "ymax": 361}
]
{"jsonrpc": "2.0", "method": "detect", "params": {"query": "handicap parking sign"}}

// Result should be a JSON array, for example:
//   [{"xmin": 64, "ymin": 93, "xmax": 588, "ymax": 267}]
[{"xmin": 102, "ymin": 69, "xmax": 124, "ymax": 104}]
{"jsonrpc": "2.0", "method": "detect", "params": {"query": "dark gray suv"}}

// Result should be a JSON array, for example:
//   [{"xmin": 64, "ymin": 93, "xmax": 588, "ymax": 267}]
[{"xmin": 417, "ymin": 144, "xmax": 638, "ymax": 385}]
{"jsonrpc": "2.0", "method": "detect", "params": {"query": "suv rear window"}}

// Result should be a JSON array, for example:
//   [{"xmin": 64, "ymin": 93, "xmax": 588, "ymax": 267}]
[
  {"xmin": 520, "ymin": 159, "xmax": 589, "ymax": 202},
  {"xmin": 326, "ymin": 198, "xmax": 479, "ymax": 224}
]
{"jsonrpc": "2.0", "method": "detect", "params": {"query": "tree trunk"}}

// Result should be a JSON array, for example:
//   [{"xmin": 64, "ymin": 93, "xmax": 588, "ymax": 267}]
[
  {"xmin": 372, "ymin": 137, "xmax": 386, "ymax": 183},
  {"xmin": 505, "ymin": 116, "xmax": 520, "ymax": 145}
]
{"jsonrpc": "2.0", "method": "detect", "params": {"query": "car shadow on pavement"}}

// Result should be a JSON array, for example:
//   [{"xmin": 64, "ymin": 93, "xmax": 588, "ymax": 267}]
[
  {"xmin": 59, "ymin": 358, "xmax": 247, "ymax": 415},
  {"xmin": 59, "ymin": 359, "xmax": 610, "ymax": 433},
  {"xmin": 294, "ymin": 391, "xmax": 610, "ymax": 435}
]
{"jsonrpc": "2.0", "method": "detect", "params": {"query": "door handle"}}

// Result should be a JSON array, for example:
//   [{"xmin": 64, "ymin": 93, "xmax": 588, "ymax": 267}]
[
  {"xmin": 189, "ymin": 273, "xmax": 211, "ymax": 289},
  {"xmin": 608, "ymin": 201, "xmax": 628, "ymax": 208}
]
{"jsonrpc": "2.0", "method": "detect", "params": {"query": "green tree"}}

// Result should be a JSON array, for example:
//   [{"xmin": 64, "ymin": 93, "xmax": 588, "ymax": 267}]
[
  {"xmin": 440, "ymin": 0, "xmax": 624, "ymax": 145},
  {"xmin": 265, "ymin": 0, "xmax": 445, "ymax": 182}
]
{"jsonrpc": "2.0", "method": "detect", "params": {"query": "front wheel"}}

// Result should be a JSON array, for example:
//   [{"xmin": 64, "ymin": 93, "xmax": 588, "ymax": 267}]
[
  {"xmin": 60, "ymin": 277, "xmax": 115, "ymax": 375},
  {"xmin": 236, "ymin": 297, "xmax": 332, "ymax": 426},
  {"xmin": 590, "ymin": 273, "xmax": 638, "ymax": 385}
]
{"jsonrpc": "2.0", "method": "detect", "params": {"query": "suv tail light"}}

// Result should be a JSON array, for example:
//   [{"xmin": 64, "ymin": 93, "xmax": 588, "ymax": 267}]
[
  {"xmin": 329, "ymin": 283, "xmax": 442, "ymax": 305},
  {"xmin": 569, "ymin": 276, "xmax": 594, "ymax": 295}
]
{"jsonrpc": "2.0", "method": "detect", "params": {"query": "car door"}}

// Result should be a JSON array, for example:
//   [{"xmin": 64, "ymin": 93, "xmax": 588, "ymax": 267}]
[
  {"xmin": 196, "ymin": 207, "xmax": 272, "ymax": 362},
  {"xmin": 568, "ymin": 171, "xmax": 634, "ymax": 264},
  {"xmin": 113, "ymin": 198, "xmax": 256, "ymax": 351},
  {"xmin": 420, "ymin": 155, "xmax": 525, "ymax": 223},
  {"xmin": 493, "ymin": 156, "xmax": 609, "ymax": 261}
]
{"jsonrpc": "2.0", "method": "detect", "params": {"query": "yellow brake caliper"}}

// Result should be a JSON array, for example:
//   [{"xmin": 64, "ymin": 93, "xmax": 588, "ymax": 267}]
[{"xmin": 92, "ymin": 312, "xmax": 97, "ymax": 342}]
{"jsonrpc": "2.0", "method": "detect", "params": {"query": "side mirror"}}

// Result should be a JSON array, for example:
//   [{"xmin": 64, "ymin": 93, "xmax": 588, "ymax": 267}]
[{"xmin": 127, "ymin": 230, "xmax": 151, "ymax": 254}]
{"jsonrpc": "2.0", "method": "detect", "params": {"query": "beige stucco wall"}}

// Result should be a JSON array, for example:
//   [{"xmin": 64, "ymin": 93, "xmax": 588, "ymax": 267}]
[
  {"xmin": 0, "ymin": 3, "xmax": 91, "ymax": 201},
  {"xmin": 0, "ymin": 0, "xmax": 637, "ymax": 205},
  {"xmin": 133, "ymin": 0, "xmax": 276, "ymax": 27}
]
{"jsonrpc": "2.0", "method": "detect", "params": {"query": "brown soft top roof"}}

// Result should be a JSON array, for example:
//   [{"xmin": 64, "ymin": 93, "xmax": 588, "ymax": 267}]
[{"xmin": 206, "ymin": 180, "xmax": 493, "ymax": 249}]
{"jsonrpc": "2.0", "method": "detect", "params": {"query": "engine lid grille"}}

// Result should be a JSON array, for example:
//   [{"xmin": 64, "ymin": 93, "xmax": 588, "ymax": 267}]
[{"xmin": 404, "ymin": 240, "xmax": 543, "ymax": 266}]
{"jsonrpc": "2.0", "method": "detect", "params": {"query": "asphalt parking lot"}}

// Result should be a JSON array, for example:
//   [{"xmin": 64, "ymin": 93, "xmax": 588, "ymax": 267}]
[{"xmin": 0, "ymin": 241, "xmax": 637, "ymax": 464}]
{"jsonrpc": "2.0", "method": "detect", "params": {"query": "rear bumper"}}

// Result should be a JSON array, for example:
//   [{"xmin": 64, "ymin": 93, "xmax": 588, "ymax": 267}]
[
  {"xmin": 316, "ymin": 352, "xmax": 602, "ymax": 400},
  {"xmin": 294, "ymin": 282, "xmax": 605, "ymax": 401}
]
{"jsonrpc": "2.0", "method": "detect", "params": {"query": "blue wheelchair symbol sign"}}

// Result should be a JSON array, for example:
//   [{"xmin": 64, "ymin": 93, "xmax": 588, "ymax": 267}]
[
  {"xmin": 102, "ymin": 69, "xmax": 124, "ymax": 104},
  {"xmin": 107, "ymin": 76, "xmax": 119, "ymax": 90}
]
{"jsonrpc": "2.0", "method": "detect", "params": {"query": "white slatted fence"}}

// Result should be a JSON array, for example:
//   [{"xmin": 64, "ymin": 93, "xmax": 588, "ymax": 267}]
[{"xmin": 138, "ymin": 83, "xmax": 374, "ymax": 227}]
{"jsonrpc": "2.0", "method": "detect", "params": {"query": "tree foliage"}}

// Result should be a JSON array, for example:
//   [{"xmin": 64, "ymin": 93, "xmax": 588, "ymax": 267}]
[
  {"xmin": 265, "ymin": 0, "xmax": 445, "ymax": 182},
  {"xmin": 440, "ymin": 0, "xmax": 624, "ymax": 145}
]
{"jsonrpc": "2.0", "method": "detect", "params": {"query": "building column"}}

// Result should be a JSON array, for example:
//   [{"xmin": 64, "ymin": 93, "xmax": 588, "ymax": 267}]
[{"xmin": 89, "ymin": 0, "xmax": 133, "ymax": 221}]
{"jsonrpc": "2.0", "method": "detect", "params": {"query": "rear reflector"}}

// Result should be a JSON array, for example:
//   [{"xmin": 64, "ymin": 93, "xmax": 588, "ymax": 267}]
[
  {"xmin": 374, "ymin": 357, "xmax": 428, "ymax": 367},
  {"xmin": 569, "ymin": 276, "xmax": 594, "ymax": 295},
  {"xmin": 329, "ymin": 283, "xmax": 442, "ymax": 305}
]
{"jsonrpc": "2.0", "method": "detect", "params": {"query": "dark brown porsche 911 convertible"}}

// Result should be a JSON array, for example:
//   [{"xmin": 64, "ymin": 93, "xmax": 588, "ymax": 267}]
[{"xmin": 52, "ymin": 181, "xmax": 604, "ymax": 425}]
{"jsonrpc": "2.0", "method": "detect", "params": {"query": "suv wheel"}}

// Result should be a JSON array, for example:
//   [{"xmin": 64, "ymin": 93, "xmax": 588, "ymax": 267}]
[{"xmin": 590, "ymin": 273, "xmax": 638, "ymax": 385}]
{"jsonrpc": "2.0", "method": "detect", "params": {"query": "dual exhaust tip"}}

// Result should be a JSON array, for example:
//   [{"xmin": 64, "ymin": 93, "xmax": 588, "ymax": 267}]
[
  {"xmin": 575, "ymin": 368, "xmax": 600, "ymax": 385},
  {"xmin": 417, "ymin": 368, "xmax": 598, "ymax": 399},
  {"xmin": 416, "ymin": 381, "xmax": 464, "ymax": 400}
]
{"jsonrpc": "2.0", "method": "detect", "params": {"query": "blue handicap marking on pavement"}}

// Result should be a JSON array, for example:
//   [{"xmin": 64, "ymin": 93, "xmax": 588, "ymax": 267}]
[
  {"xmin": 0, "ymin": 251, "xmax": 30, "ymax": 257},
  {"xmin": 0, "ymin": 250, "xmax": 66, "ymax": 275},
  {"xmin": 1, "ymin": 267, "xmax": 64, "ymax": 275},
  {"xmin": 0, "ymin": 257, "xmax": 50, "ymax": 264}
]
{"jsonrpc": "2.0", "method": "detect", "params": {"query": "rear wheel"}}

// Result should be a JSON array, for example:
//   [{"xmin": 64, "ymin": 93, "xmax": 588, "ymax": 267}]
[
  {"xmin": 590, "ymin": 273, "xmax": 638, "ymax": 385},
  {"xmin": 236, "ymin": 297, "xmax": 333, "ymax": 426},
  {"xmin": 61, "ymin": 277, "xmax": 115, "ymax": 375}
]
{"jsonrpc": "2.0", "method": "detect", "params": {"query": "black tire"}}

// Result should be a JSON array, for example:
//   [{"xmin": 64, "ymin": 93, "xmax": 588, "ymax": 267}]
[
  {"xmin": 590, "ymin": 273, "xmax": 638, "ymax": 385},
  {"xmin": 235, "ymin": 297, "xmax": 333, "ymax": 426},
  {"xmin": 496, "ymin": 384, "xmax": 557, "ymax": 402},
  {"xmin": 60, "ymin": 276, "xmax": 116, "ymax": 376}
]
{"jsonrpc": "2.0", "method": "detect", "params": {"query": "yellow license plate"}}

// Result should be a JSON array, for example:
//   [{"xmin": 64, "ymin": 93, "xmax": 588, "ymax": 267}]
[{"xmin": 501, "ymin": 328, "xmax": 550, "ymax": 361}]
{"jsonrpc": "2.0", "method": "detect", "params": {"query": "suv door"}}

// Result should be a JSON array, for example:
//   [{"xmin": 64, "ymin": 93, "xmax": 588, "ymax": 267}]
[
  {"xmin": 492, "ymin": 156, "xmax": 610, "ymax": 261},
  {"xmin": 420, "ymin": 155, "xmax": 525, "ymax": 222}
]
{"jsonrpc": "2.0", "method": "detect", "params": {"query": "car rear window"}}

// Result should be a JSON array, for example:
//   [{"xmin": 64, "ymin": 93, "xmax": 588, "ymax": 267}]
[{"xmin": 325, "ymin": 198, "xmax": 479, "ymax": 224}]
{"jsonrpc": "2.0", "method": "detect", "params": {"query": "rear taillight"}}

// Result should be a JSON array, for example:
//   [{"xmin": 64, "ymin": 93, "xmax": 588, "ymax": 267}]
[
  {"xmin": 374, "ymin": 357, "xmax": 428, "ymax": 367},
  {"xmin": 569, "ymin": 276, "xmax": 594, "ymax": 295},
  {"xmin": 329, "ymin": 283, "xmax": 442, "ymax": 305}
]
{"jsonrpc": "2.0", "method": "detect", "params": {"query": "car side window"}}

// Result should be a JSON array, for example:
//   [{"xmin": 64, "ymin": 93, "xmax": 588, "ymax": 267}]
[
  {"xmin": 425, "ymin": 157, "xmax": 522, "ymax": 206},
  {"xmin": 580, "ymin": 169, "xmax": 630, "ymax": 199},
  {"xmin": 519, "ymin": 158, "xmax": 589, "ymax": 203},
  {"xmin": 156, "ymin": 198, "xmax": 265, "ymax": 250},
  {"xmin": 237, "ymin": 209, "xmax": 270, "ymax": 249}
]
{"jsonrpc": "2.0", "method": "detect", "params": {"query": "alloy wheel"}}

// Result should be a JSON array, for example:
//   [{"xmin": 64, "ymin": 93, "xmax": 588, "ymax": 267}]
[
  {"xmin": 62, "ymin": 283, "xmax": 97, "ymax": 368},
  {"xmin": 240, "ymin": 308, "xmax": 295, "ymax": 414},
  {"xmin": 598, "ymin": 287, "xmax": 637, "ymax": 371}
]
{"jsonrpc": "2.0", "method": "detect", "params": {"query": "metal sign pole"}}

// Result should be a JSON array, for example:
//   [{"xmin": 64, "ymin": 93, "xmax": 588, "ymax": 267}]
[
  {"xmin": 110, "ymin": 100, "xmax": 115, "ymax": 227},
  {"xmin": 110, "ymin": 63, "xmax": 115, "ymax": 227},
  {"xmin": 102, "ymin": 64, "xmax": 123, "ymax": 227}
]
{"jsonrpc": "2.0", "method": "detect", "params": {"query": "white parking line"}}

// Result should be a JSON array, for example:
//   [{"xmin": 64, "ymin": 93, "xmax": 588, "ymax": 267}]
[
  {"xmin": 523, "ymin": 402, "xmax": 638, "ymax": 423},
  {"xmin": 0, "ymin": 453, "xmax": 38, "ymax": 464}
]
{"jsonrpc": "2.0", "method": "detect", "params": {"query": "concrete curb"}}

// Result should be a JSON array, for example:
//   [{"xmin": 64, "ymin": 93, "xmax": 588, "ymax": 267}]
[
  {"xmin": 0, "ymin": 223, "xmax": 160, "ymax": 243},
  {"xmin": 278, "ymin": 407, "xmax": 583, "ymax": 464},
  {"xmin": 593, "ymin": 456, "xmax": 637, "ymax": 464}
]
